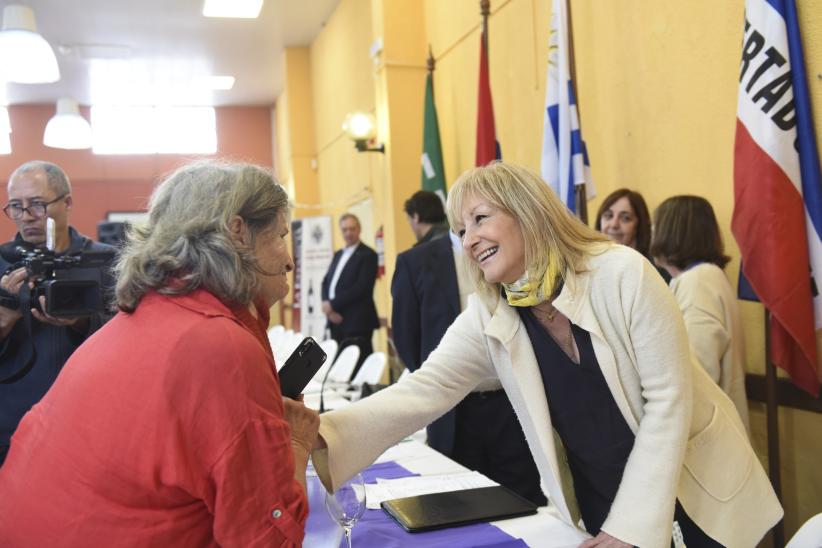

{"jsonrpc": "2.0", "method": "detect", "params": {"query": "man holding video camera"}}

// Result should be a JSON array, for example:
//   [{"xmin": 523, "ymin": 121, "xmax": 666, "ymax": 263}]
[{"xmin": 0, "ymin": 161, "xmax": 115, "ymax": 465}]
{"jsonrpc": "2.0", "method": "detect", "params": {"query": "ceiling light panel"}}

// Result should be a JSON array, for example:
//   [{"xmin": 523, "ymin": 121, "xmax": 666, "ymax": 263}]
[
  {"xmin": 89, "ymin": 58, "xmax": 214, "ymax": 106},
  {"xmin": 204, "ymin": 76, "xmax": 235, "ymax": 90},
  {"xmin": 202, "ymin": 0, "xmax": 263, "ymax": 19},
  {"xmin": 59, "ymin": 43, "xmax": 132, "ymax": 61}
]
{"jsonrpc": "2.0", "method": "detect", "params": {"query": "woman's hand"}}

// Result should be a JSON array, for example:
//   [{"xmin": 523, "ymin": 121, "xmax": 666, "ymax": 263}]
[
  {"xmin": 579, "ymin": 531, "xmax": 632, "ymax": 548},
  {"xmin": 283, "ymin": 397, "xmax": 320, "ymax": 455},
  {"xmin": 284, "ymin": 398, "xmax": 320, "ymax": 492}
]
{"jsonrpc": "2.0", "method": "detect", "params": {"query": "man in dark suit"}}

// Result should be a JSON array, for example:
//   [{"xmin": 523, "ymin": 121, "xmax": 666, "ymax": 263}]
[
  {"xmin": 321, "ymin": 213, "xmax": 379, "ymax": 379},
  {"xmin": 391, "ymin": 198, "xmax": 546, "ymax": 506},
  {"xmin": 403, "ymin": 190, "xmax": 449, "ymax": 246}
]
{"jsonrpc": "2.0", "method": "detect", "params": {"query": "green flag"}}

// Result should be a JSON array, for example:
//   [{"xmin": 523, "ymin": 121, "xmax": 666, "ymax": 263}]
[{"xmin": 421, "ymin": 73, "xmax": 447, "ymax": 199}]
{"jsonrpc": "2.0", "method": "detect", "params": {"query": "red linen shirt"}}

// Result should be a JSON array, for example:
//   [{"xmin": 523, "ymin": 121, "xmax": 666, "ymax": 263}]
[{"xmin": 0, "ymin": 289, "xmax": 307, "ymax": 547}]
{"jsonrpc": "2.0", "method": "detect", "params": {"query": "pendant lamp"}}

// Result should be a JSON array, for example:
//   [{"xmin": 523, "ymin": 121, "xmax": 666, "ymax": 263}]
[
  {"xmin": 43, "ymin": 99, "xmax": 92, "ymax": 149},
  {"xmin": 0, "ymin": 5, "xmax": 60, "ymax": 84}
]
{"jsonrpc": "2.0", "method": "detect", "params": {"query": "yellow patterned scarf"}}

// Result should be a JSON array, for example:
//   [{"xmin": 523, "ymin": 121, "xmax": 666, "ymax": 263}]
[{"xmin": 501, "ymin": 256, "xmax": 563, "ymax": 307}]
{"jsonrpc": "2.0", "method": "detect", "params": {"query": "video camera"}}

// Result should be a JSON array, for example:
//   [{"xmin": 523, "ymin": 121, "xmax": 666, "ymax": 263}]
[{"xmin": 1, "ymin": 244, "xmax": 115, "ymax": 318}]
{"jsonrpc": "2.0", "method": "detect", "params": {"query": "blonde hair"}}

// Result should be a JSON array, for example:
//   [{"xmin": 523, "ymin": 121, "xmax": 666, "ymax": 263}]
[
  {"xmin": 115, "ymin": 160, "xmax": 289, "ymax": 312},
  {"xmin": 446, "ymin": 161, "xmax": 608, "ymax": 297}
]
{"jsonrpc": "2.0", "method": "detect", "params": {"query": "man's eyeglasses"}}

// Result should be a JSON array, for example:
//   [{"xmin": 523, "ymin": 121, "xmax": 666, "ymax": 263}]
[{"xmin": 3, "ymin": 195, "xmax": 67, "ymax": 220}]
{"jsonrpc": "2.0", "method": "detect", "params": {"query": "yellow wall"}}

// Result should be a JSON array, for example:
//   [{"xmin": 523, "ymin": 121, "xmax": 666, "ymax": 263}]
[
  {"xmin": 280, "ymin": 0, "xmax": 428, "ymax": 343},
  {"xmin": 276, "ymin": 0, "xmax": 822, "ymax": 537},
  {"xmin": 309, "ymin": 0, "xmax": 377, "ymax": 247}
]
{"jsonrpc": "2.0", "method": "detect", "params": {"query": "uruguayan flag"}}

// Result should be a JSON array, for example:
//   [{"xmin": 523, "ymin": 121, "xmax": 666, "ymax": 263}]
[{"xmin": 541, "ymin": 0, "xmax": 594, "ymax": 214}]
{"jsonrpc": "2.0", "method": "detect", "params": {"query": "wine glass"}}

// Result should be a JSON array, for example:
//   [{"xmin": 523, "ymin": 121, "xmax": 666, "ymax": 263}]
[{"xmin": 324, "ymin": 473, "xmax": 367, "ymax": 548}]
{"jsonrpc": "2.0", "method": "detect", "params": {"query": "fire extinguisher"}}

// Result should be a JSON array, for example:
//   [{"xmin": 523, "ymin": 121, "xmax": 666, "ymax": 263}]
[{"xmin": 375, "ymin": 225, "xmax": 385, "ymax": 278}]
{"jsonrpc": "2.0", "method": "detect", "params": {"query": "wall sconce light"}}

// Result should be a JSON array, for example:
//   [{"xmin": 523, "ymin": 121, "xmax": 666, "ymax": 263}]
[
  {"xmin": 0, "ymin": 5, "xmax": 60, "ymax": 84},
  {"xmin": 342, "ymin": 111, "xmax": 384, "ymax": 153},
  {"xmin": 43, "ymin": 99, "xmax": 92, "ymax": 149}
]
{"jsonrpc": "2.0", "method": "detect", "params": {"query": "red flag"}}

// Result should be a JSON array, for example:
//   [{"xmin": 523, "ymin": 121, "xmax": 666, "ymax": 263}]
[{"xmin": 475, "ymin": 29, "xmax": 498, "ymax": 166}]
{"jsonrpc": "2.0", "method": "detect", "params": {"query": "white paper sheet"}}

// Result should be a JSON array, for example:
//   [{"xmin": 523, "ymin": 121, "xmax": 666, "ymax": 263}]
[{"xmin": 364, "ymin": 471, "xmax": 497, "ymax": 509}]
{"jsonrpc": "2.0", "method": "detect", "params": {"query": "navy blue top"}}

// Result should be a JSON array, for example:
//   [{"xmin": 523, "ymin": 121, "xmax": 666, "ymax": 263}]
[{"xmin": 518, "ymin": 307, "xmax": 635, "ymax": 535}]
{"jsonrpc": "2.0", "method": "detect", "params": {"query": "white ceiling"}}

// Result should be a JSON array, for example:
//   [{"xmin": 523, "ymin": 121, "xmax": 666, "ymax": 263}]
[{"xmin": 2, "ymin": 0, "xmax": 339, "ymax": 107}]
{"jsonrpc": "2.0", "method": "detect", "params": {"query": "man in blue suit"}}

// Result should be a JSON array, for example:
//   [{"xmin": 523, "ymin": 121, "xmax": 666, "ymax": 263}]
[
  {"xmin": 321, "ymin": 214, "xmax": 379, "ymax": 379},
  {"xmin": 391, "ymin": 192, "xmax": 545, "ymax": 505}
]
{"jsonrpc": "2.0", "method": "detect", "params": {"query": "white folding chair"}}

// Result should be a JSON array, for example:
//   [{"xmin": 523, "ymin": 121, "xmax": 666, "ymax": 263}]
[
  {"xmin": 312, "ymin": 339, "xmax": 339, "ymax": 383},
  {"xmin": 351, "ymin": 352, "xmax": 386, "ymax": 386},
  {"xmin": 786, "ymin": 513, "xmax": 822, "ymax": 548},
  {"xmin": 267, "ymin": 325, "xmax": 285, "ymax": 349},
  {"xmin": 274, "ymin": 332, "xmax": 304, "ymax": 370},
  {"xmin": 318, "ymin": 339, "xmax": 339, "ymax": 365},
  {"xmin": 327, "ymin": 346, "xmax": 360, "ymax": 383}
]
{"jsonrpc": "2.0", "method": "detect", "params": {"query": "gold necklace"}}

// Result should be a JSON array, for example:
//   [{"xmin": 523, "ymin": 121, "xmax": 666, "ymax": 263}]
[
  {"xmin": 533, "ymin": 307, "xmax": 577, "ymax": 362},
  {"xmin": 559, "ymin": 320, "xmax": 576, "ymax": 362},
  {"xmin": 533, "ymin": 306, "xmax": 558, "ymax": 322}
]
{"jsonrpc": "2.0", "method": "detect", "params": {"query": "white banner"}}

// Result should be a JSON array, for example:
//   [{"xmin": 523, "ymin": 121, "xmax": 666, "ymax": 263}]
[{"xmin": 292, "ymin": 216, "xmax": 334, "ymax": 340}]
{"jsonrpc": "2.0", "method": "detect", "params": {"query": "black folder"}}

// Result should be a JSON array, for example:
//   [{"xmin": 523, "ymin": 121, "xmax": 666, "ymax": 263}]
[{"xmin": 380, "ymin": 485, "xmax": 538, "ymax": 533}]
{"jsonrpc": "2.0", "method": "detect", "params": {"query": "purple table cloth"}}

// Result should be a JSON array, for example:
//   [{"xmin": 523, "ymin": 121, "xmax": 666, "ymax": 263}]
[{"xmin": 303, "ymin": 460, "xmax": 527, "ymax": 547}]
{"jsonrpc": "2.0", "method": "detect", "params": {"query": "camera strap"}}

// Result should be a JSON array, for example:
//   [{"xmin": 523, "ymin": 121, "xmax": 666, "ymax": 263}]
[{"xmin": 0, "ymin": 283, "xmax": 37, "ymax": 384}]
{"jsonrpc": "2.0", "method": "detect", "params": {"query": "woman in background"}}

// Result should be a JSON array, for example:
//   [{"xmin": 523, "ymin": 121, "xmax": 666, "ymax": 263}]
[
  {"xmin": 595, "ymin": 188, "xmax": 651, "ymax": 255},
  {"xmin": 595, "ymin": 188, "xmax": 670, "ymax": 283},
  {"xmin": 0, "ymin": 161, "xmax": 319, "ymax": 547},
  {"xmin": 651, "ymin": 195, "xmax": 750, "ymax": 430},
  {"xmin": 312, "ymin": 162, "xmax": 780, "ymax": 547}
]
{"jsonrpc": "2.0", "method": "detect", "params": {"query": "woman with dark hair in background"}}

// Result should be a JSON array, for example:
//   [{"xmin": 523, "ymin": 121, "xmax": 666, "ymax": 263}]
[
  {"xmin": 0, "ymin": 161, "xmax": 319, "ymax": 547},
  {"xmin": 651, "ymin": 195, "xmax": 750, "ymax": 430},
  {"xmin": 595, "ymin": 189, "xmax": 651, "ymax": 255},
  {"xmin": 595, "ymin": 188, "xmax": 670, "ymax": 283}
]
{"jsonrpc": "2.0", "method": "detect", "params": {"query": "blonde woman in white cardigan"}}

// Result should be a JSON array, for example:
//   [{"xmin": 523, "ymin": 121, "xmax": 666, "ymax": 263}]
[
  {"xmin": 651, "ymin": 195, "xmax": 751, "ymax": 432},
  {"xmin": 312, "ymin": 162, "xmax": 781, "ymax": 547}
]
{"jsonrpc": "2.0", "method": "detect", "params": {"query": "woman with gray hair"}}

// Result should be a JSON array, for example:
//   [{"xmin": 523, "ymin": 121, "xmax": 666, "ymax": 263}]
[
  {"xmin": 312, "ymin": 161, "xmax": 782, "ymax": 547},
  {"xmin": 0, "ymin": 161, "xmax": 319, "ymax": 547}
]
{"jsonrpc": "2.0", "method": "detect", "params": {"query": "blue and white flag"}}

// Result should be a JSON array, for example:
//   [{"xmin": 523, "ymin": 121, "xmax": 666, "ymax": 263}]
[{"xmin": 541, "ymin": 0, "xmax": 594, "ymax": 214}]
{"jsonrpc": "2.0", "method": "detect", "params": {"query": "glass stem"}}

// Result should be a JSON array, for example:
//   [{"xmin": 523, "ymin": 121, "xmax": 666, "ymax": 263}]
[{"xmin": 344, "ymin": 526, "xmax": 353, "ymax": 548}]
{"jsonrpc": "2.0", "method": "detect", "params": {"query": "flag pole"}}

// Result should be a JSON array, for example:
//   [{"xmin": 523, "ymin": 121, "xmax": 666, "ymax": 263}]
[
  {"xmin": 565, "ymin": 0, "xmax": 588, "ymax": 224},
  {"xmin": 480, "ymin": 0, "xmax": 489, "ymax": 49},
  {"xmin": 474, "ymin": 0, "xmax": 499, "ymax": 167},
  {"xmin": 427, "ymin": 44, "xmax": 435, "ymax": 74},
  {"xmin": 764, "ymin": 311, "xmax": 785, "ymax": 546}
]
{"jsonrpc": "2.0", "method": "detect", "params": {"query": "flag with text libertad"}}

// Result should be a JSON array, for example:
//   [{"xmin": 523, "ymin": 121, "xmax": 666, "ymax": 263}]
[{"xmin": 733, "ymin": 0, "xmax": 822, "ymax": 396}]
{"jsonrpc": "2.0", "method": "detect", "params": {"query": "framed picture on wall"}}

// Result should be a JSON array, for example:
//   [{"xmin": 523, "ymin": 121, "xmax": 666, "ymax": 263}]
[
  {"xmin": 106, "ymin": 211, "xmax": 149, "ymax": 226},
  {"xmin": 100, "ymin": 211, "xmax": 149, "ymax": 247}
]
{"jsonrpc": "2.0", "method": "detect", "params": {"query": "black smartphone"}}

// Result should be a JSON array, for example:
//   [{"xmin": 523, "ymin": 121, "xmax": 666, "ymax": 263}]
[{"xmin": 278, "ymin": 337, "xmax": 327, "ymax": 399}]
